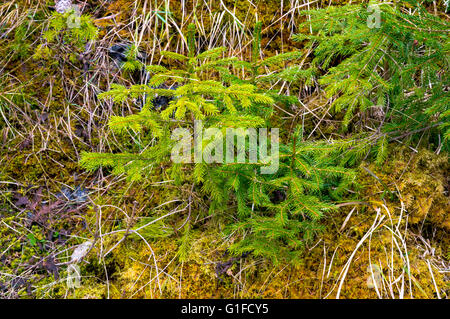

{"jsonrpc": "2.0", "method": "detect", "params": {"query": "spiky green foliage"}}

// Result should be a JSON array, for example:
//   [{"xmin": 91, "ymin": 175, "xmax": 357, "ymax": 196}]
[
  {"xmin": 248, "ymin": 22, "xmax": 304, "ymax": 84},
  {"xmin": 80, "ymin": 23, "xmax": 355, "ymax": 265},
  {"xmin": 293, "ymin": 0, "xmax": 449, "ymax": 152},
  {"xmin": 204, "ymin": 129, "xmax": 355, "ymax": 265},
  {"xmin": 33, "ymin": 10, "xmax": 98, "ymax": 61},
  {"xmin": 43, "ymin": 10, "xmax": 98, "ymax": 46},
  {"xmin": 224, "ymin": 21, "xmax": 304, "ymax": 111},
  {"xmin": 81, "ymin": 23, "xmax": 274, "ymax": 181}
]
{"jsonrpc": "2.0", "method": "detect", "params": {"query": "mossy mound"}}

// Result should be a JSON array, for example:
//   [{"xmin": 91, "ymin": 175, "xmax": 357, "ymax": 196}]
[{"xmin": 44, "ymin": 147, "xmax": 446, "ymax": 299}]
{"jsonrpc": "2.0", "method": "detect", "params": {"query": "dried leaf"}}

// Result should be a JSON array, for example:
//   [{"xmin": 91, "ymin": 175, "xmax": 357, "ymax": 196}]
[{"xmin": 43, "ymin": 256, "xmax": 59, "ymax": 280}]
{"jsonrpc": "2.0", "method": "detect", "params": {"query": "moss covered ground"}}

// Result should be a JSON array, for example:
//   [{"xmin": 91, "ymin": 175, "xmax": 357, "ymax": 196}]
[{"xmin": 0, "ymin": 0, "xmax": 448, "ymax": 299}]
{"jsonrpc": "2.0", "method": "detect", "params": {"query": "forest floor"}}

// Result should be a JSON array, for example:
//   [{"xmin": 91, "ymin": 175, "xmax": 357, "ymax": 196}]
[{"xmin": 0, "ymin": 0, "xmax": 448, "ymax": 299}]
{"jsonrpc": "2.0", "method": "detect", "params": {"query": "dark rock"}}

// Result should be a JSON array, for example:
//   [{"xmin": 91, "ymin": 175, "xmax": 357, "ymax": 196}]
[
  {"xmin": 108, "ymin": 43, "xmax": 129, "ymax": 63},
  {"xmin": 108, "ymin": 43, "xmax": 178, "ymax": 111},
  {"xmin": 108, "ymin": 42, "xmax": 148, "ymax": 64},
  {"xmin": 57, "ymin": 186, "xmax": 89, "ymax": 203},
  {"xmin": 270, "ymin": 189, "xmax": 287, "ymax": 204},
  {"xmin": 151, "ymin": 83, "xmax": 178, "ymax": 110}
]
